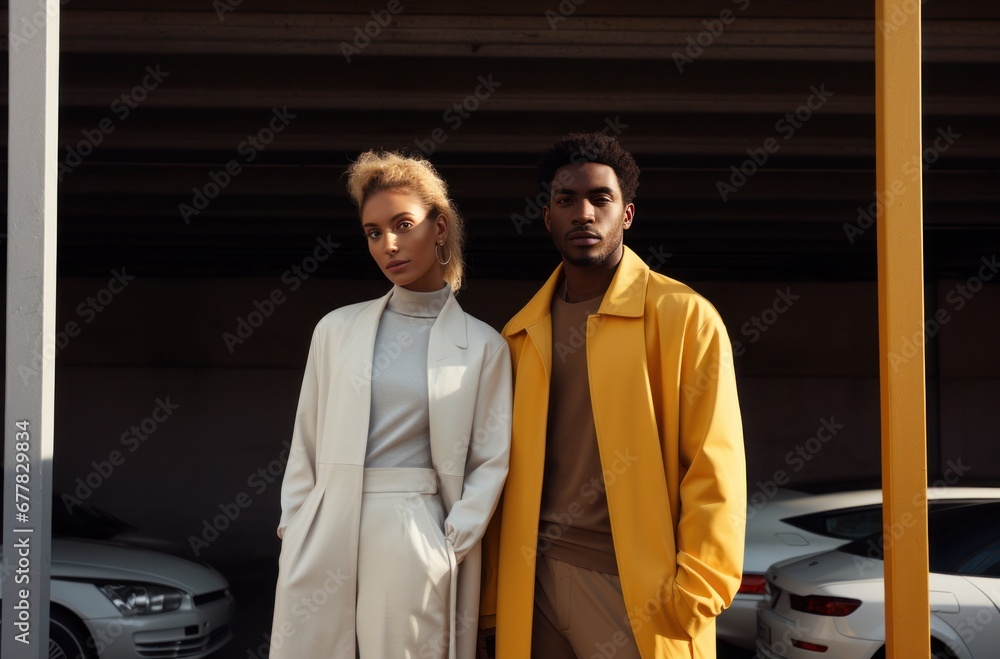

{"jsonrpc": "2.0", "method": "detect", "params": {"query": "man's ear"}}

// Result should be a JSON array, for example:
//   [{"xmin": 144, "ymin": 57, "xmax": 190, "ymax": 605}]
[
  {"xmin": 542, "ymin": 206, "xmax": 551, "ymax": 232},
  {"xmin": 623, "ymin": 203, "xmax": 635, "ymax": 230}
]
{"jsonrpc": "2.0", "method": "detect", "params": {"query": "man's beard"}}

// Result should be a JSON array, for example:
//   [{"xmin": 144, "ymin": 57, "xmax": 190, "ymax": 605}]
[
  {"xmin": 563, "ymin": 252, "xmax": 604, "ymax": 267},
  {"xmin": 558, "ymin": 235, "xmax": 621, "ymax": 268}
]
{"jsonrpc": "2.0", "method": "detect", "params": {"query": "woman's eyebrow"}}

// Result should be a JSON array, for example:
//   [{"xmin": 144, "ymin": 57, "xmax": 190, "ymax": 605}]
[{"xmin": 362, "ymin": 212, "xmax": 415, "ymax": 228}]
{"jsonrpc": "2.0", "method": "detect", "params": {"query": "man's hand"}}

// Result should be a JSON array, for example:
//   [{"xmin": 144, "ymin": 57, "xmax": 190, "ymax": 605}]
[{"xmin": 477, "ymin": 627, "xmax": 496, "ymax": 659}]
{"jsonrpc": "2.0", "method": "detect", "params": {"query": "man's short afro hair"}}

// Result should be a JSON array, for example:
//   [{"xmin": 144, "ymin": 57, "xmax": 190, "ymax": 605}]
[{"xmin": 538, "ymin": 132, "xmax": 640, "ymax": 205}]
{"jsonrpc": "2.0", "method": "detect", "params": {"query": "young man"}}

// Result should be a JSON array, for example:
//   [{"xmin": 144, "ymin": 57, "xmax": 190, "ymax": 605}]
[{"xmin": 481, "ymin": 133, "xmax": 746, "ymax": 658}]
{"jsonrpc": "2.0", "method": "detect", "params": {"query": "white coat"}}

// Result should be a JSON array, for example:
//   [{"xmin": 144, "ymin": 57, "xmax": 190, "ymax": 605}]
[{"xmin": 270, "ymin": 287, "xmax": 512, "ymax": 659}]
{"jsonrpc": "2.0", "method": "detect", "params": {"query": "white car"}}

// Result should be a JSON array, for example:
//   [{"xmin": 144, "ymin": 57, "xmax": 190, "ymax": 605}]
[
  {"xmin": 755, "ymin": 500, "xmax": 1000, "ymax": 659},
  {"xmin": 719, "ymin": 487, "xmax": 1000, "ymax": 649},
  {"xmin": 1, "ymin": 502, "xmax": 235, "ymax": 658}
]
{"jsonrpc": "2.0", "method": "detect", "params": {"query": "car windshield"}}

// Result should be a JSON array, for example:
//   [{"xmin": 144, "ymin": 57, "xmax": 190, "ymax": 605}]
[
  {"xmin": 783, "ymin": 505, "xmax": 883, "ymax": 540},
  {"xmin": 783, "ymin": 498, "xmax": 997, "ymax": 541},
  {"xmin": 839, "ymin": 502, "xmax": 1000, "ymax": 575},
  {"xmin": 52, "ymin": 498, "xmax": 135, "ymax": 539}
]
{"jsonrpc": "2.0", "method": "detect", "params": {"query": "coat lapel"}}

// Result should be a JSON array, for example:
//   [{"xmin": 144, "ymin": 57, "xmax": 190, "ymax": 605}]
[
  {"xmin": 429, "ymin": 291, "xmax": 468, "ymax": 361},
  {"xmin": 428, "ymin": 292, "xmax": 469, "ymax": 481},
  {"xmin": 327, "ymin": 291, "xmax": 391, "ymax": 467}
]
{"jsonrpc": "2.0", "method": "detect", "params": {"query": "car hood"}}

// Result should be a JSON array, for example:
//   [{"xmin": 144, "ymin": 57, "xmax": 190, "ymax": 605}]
[
  {"xmin": 49, "ymin": 538, "xmax": 229, "ymax": 595},
  {"xmin": 767, "ymin": 549, "xmax": 883, "ymax": 595}
]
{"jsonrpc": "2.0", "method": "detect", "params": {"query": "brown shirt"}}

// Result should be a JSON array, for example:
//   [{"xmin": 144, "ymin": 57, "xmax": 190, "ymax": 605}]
[{"xmin": 537, "ymin": 288, "xmax": 618, "ymax": 574}]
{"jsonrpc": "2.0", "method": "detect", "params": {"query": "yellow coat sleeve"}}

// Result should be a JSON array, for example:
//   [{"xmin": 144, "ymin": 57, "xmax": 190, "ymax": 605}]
[{"xmin": 670, "ymin": 312, "xmax": 747, "ymax": 639}]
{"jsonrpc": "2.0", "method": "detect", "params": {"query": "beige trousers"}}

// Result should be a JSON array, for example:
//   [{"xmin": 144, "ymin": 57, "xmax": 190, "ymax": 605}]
[
  {"xmin": 356, "ymin": 468, "xmax": 453, "ymax": 659},
  {"xmin": 531, "ymin": 554, "xmax": 642, "ymax": 659}
]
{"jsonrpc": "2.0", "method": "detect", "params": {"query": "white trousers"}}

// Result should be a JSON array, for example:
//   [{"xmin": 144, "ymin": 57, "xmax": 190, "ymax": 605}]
[{"xmin": 356, "ymin": 468, "xmax": 452, "ymax": 659}]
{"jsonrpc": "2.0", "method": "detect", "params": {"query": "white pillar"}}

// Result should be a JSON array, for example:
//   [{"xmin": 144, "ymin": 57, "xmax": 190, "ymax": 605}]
[{"xmin": 3, "ymin": 1, "xmax": 60, "ymax": 657}]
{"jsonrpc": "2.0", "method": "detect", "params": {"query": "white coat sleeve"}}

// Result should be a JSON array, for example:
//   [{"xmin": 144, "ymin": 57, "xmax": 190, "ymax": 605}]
[
  {"xmin": 444, "ymin": 341, "xmax": 512, "ymax": 562},
  {"xmin": 276, "ymin": 325, "xmax": 322, "ymax": 539}
]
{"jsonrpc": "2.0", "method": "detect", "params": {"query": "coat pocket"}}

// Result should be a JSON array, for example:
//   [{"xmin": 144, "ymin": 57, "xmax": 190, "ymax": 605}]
[
  {"xmin": 413, "ymin": 493, "xmax": 445, "ymax": 540},
  {"xmin": 411, "ymin": 493, "xmax": 452, "ymax": 578},
  {"xmin": 278, "ymin": 485, "xmax": 327, "ymax": 569}
]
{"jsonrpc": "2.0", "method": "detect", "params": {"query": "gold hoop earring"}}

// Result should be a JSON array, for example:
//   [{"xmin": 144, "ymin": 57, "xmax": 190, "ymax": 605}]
[{"xmin": 435, "ymin": 242, "xmax": 452, "ymax": 265}]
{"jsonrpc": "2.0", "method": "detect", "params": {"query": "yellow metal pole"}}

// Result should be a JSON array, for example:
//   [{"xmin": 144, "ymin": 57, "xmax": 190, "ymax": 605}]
[{"xmin": 875, "ymin": 1, "xmax": 929, "ymax": 658}]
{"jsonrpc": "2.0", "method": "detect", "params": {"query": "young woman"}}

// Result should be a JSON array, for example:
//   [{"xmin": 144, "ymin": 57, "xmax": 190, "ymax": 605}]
[{"xmin": 269, "ymin": 151, "xmax": 511, "ymax": 659}]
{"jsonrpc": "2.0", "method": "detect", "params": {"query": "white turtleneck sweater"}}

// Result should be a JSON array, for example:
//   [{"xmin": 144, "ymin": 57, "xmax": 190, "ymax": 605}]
[{"xmin": 364, "ymin": 283, "xmax": 451, "ymax": 468}]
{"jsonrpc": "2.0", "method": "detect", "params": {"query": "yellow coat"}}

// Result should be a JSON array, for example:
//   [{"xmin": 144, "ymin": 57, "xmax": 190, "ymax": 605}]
[{"xmin": 482, "ymin": 246, "xmax": 746, "ymax": 658}]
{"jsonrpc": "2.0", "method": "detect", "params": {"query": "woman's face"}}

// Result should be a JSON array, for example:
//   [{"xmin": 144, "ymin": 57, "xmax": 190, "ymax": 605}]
[{"xmin": 361, "ymin": 189, "xmax": 448, "ymax": 292}]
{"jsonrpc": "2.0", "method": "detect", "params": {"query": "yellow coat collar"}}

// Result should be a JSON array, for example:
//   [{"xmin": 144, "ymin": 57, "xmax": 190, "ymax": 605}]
[{"xmin": 504, "ymin": 245, "xmax": 648, "ymax": 337}]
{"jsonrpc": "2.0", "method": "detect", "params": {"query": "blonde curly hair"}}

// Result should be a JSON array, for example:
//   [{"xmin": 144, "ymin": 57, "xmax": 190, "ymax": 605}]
[{"xmin": 345, "ymin": 150, "xmax": 466, "ymax": 292}]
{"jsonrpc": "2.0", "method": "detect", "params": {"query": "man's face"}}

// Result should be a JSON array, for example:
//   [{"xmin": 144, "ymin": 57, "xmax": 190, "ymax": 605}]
[{"xmin": 543, "ymin": 162, "xmax": 634, "ymax": 268}]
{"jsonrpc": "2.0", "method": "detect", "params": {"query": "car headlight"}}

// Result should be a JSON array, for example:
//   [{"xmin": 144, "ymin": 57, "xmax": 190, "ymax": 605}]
[{"xmin": 97, "ymin": 584, "xmax": 185, "ymax": 615}]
